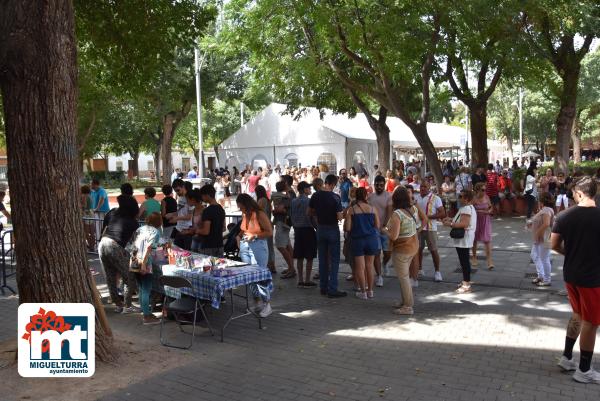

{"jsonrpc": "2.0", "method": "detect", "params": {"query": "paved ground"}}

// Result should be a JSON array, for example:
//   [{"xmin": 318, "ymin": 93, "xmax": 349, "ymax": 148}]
[{"xmin": 2, "ymin": 217, "xmax": 599, "ymax": 401}]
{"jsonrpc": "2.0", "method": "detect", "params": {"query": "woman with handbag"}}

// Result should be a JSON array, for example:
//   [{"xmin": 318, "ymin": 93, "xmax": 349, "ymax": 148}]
[
  {"xmin": 443, "ymin": 189, "xmax": 477, "ymax": 294},
  {"xmin": 383, "ymin": 187, "xmax": 420, "ymax": 315},
  {"xmin": 129, "ymin": 212, "xmax": 162, "ymax": 325}
]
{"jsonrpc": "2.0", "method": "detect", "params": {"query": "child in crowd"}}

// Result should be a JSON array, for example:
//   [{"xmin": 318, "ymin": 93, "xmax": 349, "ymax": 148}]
[
  {"xmin": 138, "ymin": 187, "xmax": 161, "ymax": 220},
  {"xmin": 530, "ymin": 192, "xmax": 555, "ymax": 287}
]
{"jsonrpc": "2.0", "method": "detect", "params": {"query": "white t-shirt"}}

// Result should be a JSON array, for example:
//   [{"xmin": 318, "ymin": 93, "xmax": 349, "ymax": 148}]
[
  {"xmin": 415, "ymin": 192, "xmax": 443, "ymax": 231},
  {"xmin": 176, "ymin": 195, "xmax": 193, "ymax": 230},
  {"xmin": 452, "ymin": 205, "xmax": 477, "ymax": 248}
]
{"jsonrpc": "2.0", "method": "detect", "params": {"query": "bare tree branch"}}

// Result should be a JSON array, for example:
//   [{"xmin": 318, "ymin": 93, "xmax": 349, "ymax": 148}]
[
  {"xmin": 420, "ymin": 13, "xmax": 441, "ymax": 124},
  {"xmin": 481, "ymin": 66, "xmax": 503, "ymax": 101}
]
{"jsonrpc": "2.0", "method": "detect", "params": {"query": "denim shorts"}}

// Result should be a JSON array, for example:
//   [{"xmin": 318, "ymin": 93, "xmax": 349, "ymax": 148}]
[
  {"xmin": 352, "ymin": 235, "xmax": 381, "ymax": 257},
  {"xmin": 378, "ymin": 231, "xmax": 389, "ymax": 252}
]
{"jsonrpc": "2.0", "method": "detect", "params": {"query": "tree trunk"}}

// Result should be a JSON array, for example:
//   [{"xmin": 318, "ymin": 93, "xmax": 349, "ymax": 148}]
[
  {"xmin": 374, "ymin": 123, "xmax": 391, "ymax": 172},
  {"xmin": 413, "ymin": 123, "xmax": 444, "ymax": 186},
  {"xmin": 153, "ymin": 149, "xmax": 161, "ymax": 183},
  {"xmin": 161, "ymin": 113, "xmax": 178, "ymax": 185},
  {"xmin": 571, "ymin": 117, "xmax": 582, "ymax": 164},
  {"xmin": 161, "ymin": 101, "xmax": 192, "ymax": 185},
  {"xmin": 555, "ymin": 70, "xmax": 580, "ymax": 175},
  {"xmin": 469, "ymin": 102, "xmax": 489, "ymax": 168},
  {"xmin": 130, "ymin": 150, "xmax": 140, "ymax": 179},
  {"xmin": 506, "ymin": 131, "xmax": 514, "ymax": 164},
  {"xmin": 0, "ymin": 0, "xmax": 114, "ymax": 361}
]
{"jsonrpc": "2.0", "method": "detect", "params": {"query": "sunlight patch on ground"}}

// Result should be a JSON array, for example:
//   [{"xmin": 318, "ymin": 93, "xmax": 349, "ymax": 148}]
[
  {"xmin": 327, "ymin": 313, "xmax": 566, "ymax": 351},
  {"xmin": 279, "ymin": 309, "xmax": 320, "ymax": 318}
]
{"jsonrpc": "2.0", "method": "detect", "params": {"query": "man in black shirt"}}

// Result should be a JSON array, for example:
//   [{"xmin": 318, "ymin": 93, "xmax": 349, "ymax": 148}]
[
  {"xmin": 551, "ymin": 176, "xmax": 600, "ymax": 384},
  {"xmin": 194, "ymin": 184, "xmax": 226, "ymax": 257},
  {"xmin": 471, "ymin": 166, "xmax": 486, "ymax": 187},
  {"xmin": 308, "ymin": 174, "xmax": 345, "ymax": 298}
]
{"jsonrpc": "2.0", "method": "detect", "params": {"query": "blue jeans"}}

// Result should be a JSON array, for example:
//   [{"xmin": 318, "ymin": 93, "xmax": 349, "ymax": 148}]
[
  {"xmin": 240, "ymin": 238, "xmax": 271, "ymax": 302},
  {"xmin": 317, "ymin": 225, "xmax": 341, "ymax": 294},
  {"xmin": 135, "ymin": 273, "xmax": 153, "ymax": 316}
]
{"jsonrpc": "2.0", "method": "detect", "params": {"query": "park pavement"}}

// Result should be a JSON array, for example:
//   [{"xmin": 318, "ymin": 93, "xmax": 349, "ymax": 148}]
[{"xmin": 1, "ymin": 217, "xmax": 599, "ymax": 400}]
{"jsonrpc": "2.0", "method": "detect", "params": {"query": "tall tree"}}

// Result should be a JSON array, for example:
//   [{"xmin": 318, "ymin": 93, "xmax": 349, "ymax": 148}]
[
  {"xmin": 523, "ymin": 0, "xmax": 599, "ymax": 173},
  {"xmin": 75, "ymin": 0, "xmax": 215, "ymax": 181},
  {"xmin": 0, "ymin": 0, "xmax": 113, "ymax": 360},
  {"xmin": 442, "ymin": 0, "xmax": 521, "ymax": 166},
  {"xmin": 573, "ymin": 50, "xmax": 600, "ymax": 162},
  {"xmin": 227, "ymin": 0, "xmax": 444, "ymax": 182}
]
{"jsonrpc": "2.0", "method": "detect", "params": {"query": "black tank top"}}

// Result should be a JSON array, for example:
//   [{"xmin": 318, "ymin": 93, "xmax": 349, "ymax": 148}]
[{"xmin": 162, "ymin": 197, "xmax": 178, "ymax": 227}]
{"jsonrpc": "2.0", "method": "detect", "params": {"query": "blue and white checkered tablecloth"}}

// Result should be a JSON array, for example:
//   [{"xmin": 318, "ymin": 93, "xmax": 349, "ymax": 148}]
[{"xmin": 161, "ymin": 264, "xmax": 273, "ymax": 309}]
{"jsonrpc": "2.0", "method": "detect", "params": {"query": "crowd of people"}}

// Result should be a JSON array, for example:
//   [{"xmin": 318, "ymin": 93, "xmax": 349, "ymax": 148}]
[{"xmin": 79, "ymin": 158, "xmax": 600, "ymax": 383}]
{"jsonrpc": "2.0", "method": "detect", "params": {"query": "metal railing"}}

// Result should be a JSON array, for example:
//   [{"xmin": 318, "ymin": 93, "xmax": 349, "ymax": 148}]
[
  {"xmin": 1, "ymin": 228, "xmax": 15, "ymax": 294},
  {"xmin": 83, "ymin": 213, "xmax": 242, "ymax": 254}
]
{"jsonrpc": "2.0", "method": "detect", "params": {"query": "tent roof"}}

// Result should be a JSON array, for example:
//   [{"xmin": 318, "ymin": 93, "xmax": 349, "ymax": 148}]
[{"xmin": 221, "ymin": 103, "xmax": 466, "ymax": 149}]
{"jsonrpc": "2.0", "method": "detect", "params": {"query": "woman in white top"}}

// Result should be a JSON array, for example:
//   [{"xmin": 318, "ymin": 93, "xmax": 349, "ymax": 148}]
[
  {"xmin": 443, "ymin": 189, "xmax": 477, "ymax": 293},
  {"xmin": 524, "ymin": 165, "xmax": 538, "ymax": 218}
]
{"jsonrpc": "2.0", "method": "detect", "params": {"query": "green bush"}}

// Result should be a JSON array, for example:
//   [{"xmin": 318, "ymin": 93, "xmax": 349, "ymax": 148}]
[
  {"xmin": 510, "ymin": 168, "xmax": 526, "ymax": 191},
  {"xmin": 539, "ymin": 161, "xmax": 600, "ymax": 176},
  {"xmin": 84, "ymin": 171, "xmax": 126, "ymax": 186}
]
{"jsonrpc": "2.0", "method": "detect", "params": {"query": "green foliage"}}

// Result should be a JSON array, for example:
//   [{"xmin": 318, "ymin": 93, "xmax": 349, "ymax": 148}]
[
  {"xmin": 578, "ymin": 50, "xmax": 600, "ymax": 139},
  {"xmin": 429, "ymin": 84, "xmax": 456, "ymax": 124},
  {"xmin": 84, "ymin": 170, "xmax": 126, "ymax": 186},
  {"xmin": 75, "ymin": 0, "xmax": 216, "ymax": 97},
  {"xmin": 540, "ymin": 161, "xmax": 600, "ymax": 176},
  {"xmin": 74, "ymin": 1, "xmax": 216, "ymax": 165}
]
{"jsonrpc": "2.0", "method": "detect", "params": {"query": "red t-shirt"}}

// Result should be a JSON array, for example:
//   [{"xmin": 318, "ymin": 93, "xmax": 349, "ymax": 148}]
[
  {"xmin": 247, "ymin": 175, "xmax": 261, "ymax": 193},
  {"xmin": 498, "ymin": 176, "xmax": 512, "ymax": 192},
  {"xmin": 485, "ymin": 171, "xmax": 499, "ymax": 197}
]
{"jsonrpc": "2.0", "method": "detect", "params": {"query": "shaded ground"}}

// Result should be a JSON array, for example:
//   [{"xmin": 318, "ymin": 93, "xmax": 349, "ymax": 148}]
[{"xmin": 1, "ymin": 217, "xmax": 597, "ymax": 401}]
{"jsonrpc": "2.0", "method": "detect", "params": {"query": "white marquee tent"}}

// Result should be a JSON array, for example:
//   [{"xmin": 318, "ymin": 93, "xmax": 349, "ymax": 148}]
[{"xmin": 219, "ymin": 103, "xmax": 468, "ymax": 174}]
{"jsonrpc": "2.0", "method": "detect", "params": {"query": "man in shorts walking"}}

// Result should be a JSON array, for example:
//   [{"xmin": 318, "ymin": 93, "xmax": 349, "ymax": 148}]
[
  {"xmin": 415, "ymin": 182, "xmax": 446, "ymax": 281},
  {"xmin": 551, "ymin": 176, "xmax": 600, "ymax": 383}
]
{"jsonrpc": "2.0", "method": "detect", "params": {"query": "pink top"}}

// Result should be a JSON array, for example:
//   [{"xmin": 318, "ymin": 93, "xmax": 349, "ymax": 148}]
[{"xmin": 247, "ymin": 175, "xmax": 261, "ymax": 193}]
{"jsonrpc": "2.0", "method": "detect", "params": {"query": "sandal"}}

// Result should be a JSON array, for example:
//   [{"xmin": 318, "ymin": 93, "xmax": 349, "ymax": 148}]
[
  {"xmin": 531, "ymin": 277, "xmax": 542, "ymax": 284},
  {"xmin": 297, "ymin": 281, "xmax": 305, "ymax": 288},
  {"xmin": 281, "ymin": 271, "xmax": 297, "ymax": 279},
  {"xmin": 455, "ymin": 285, "xmax": 472, "ymax": 294},
  {"xmin": 345, "ymin": 274, "xmax": 354, "ymax": 281},
  {"xmin": 487, "ymin": 265, "xmax": 494, "ymax": 270}
]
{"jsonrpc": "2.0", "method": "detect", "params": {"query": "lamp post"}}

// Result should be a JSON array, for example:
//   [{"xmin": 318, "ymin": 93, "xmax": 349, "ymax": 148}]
[
  {"xmin": 518, "ymin": 87, "xmax": 523, "ymax": 165},
  {"xmin": 194, "ymin": 48, "xmax": 205, "ymax": 177}
]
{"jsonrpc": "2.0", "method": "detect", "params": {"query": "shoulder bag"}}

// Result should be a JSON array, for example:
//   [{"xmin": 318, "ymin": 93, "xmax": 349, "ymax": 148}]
[{"xmin": 449, "ymin": 209, "xmax": 465, "ymax": 239}]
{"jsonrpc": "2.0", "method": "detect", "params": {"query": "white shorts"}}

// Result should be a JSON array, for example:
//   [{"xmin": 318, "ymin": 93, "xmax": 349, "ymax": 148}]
[{"xmin": 556, "ymin": 194, "xmax": 569, "ymax": 208}]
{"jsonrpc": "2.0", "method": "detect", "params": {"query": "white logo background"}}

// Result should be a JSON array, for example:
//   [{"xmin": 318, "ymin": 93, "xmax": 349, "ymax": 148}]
[{"xmin": 18, "ymin": 303, "xmax": 95, "ymax": 377}]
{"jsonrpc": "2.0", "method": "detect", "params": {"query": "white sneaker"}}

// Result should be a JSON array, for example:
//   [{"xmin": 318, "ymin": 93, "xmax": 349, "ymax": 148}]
[
  {"xmin": 355, "ymin": 291, "xmax": 367, "ymax": 300},
  {"xmin": 573, "ymin": 368, "xmax": 600, "ymax": 384},
  {"xmin": 410, "ymin": 278, "xmax": 419, "ymax": 288},
  {"xmin": 259, "ymin": 303, "xmax": 272, "ymax": 318},
  {"xmin": 122, "ymin": 306, "xmax": 142, "ymax": 314},
  {"xmin": 434, "ymin": 271, "xmax": 443, "ymax": 282},
  {"xmin": 376, "ymin": 275, "xmax": 384, "ymax": 287},
  {"xmin": 557, "ymin": 356, "xmax": 578, "ymax": 371},
  {"xmin": 252, "ymin": 300, "xmax": 264, "ymax": 313}
]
